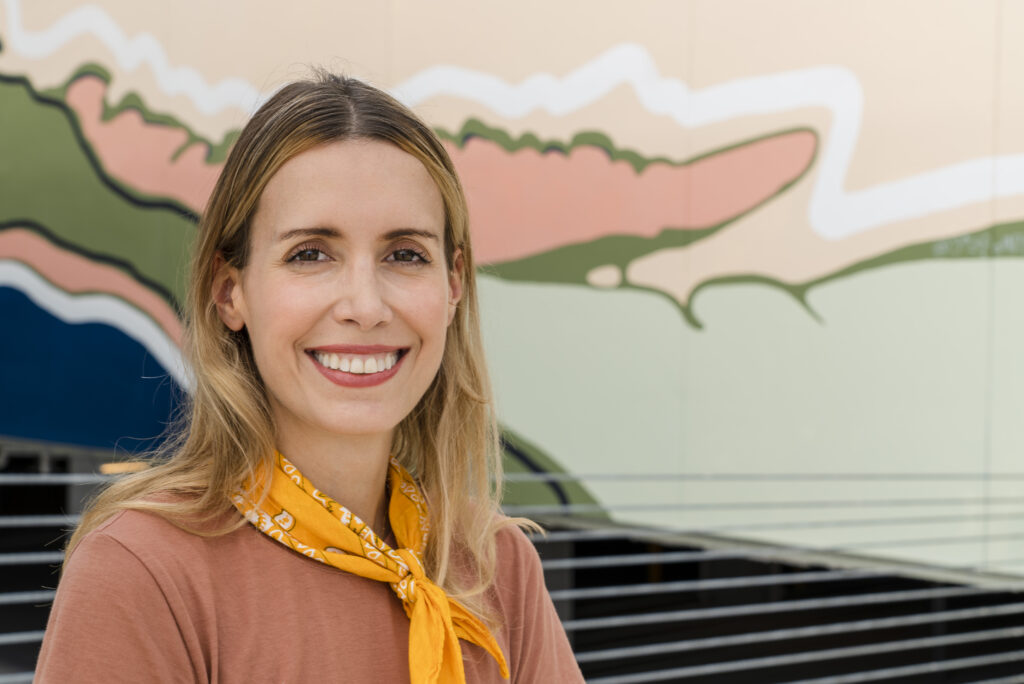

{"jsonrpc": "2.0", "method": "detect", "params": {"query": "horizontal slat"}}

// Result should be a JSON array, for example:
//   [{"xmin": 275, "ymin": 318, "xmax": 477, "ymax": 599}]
[
  {"xmin": 538, "ymin": 512, "xmax": 1024, "ymax": 538},
  {"xmin": 549, "ymin": 569, "xmax": 883, "ymax": 601},
  {"xmin": 0, "ymin": 551, "xmax": 64, "ymax": 566},
  {"xmin": 0, "ymin": 473, "xmax": 110, "ymax": 485},
  {"xmin": 0, "ymin": 515, "xmax": 80, "ymax": 528},
  {"xmin": 561, "ymin": 586, "xmax": 987, "ymax": 632},
  {"xmin": 0, "ymin": 673, "xmax": 35, "ymax": 684},
  {"xmin": 978, "ymin": 556, "xmax": 1024, "ymax": 568},
  {"xmin": 0, "ymin": 630, "xmax": 46, "ymax": 646},
  {"xmin": 843, "ymin": 530, "xmax": 1024, "ymax": 551},
  {"xmin": 585, "ymin": 626, "xmax": 1024, "ymax": 683},
  {"xmin": 967, "ymin": 675, "xmax": 1024, "ymax": 684},
  {"xmin": 542, "ymin": 550, "xmax": 722, "ymax": 570},
  {"xmin": 504, "ymin": 472, "xmax": 1024, "ymax": 482},
  {"xmin": 784, "ymin": 649, "xmax": 1024, "ymax": 683},
  {"xmin": 704, "ymin": 510, "xmax": 1024, "ymax": 533},
  {"xmin": 531, "ymin": 528, "xmax": 638, "ymax": 543},
  {"xmin": 575, "ymin": 601, "xmax": 1024, "ymax": 663},
  {"xmin": 505, "ymin": 495, "xmax": 1024, "ymax": 515},
  {"xmin": 0, "ymin": 590, "xmax": 55, "ymax": 606}
]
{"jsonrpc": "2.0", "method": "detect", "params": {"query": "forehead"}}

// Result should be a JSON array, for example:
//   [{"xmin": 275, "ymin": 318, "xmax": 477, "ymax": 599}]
[{"xmin": 252, "ymin": 139, "xmax": 445, "ymax": 242}]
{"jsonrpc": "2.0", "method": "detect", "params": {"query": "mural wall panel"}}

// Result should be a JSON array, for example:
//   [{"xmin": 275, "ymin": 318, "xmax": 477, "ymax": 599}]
[{"xmin": 2, "ymin": 0, "xmax": 1022, "ymax": 572}]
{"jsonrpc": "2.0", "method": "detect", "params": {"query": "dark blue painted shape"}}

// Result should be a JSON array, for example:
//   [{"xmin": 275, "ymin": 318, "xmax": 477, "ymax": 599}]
[{"xmin": 0, "ymin": 286, "xmax": 182, "ymax": 451}]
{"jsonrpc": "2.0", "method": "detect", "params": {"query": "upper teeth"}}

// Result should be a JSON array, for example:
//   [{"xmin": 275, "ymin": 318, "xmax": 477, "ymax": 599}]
[{"xmin": 314, "ymin": 351, "xmax": 399, "ymax": 374}]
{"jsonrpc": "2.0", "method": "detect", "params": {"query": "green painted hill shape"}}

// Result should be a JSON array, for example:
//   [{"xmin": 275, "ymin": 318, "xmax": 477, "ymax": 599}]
[
  {"xmin": 501, "ymin": 426, "xmax": 607, "ymax": 519},
  {"xmin": 0, "ymin": 72, "xmax": 196, "ymax": 308},
  {"xmin": 42, "ymin": 63, "xmax": 240, "ymax": 165},
  {"xmin": 681, "ymin": 219, "xmax": 1024, "ymax": 328},
  {"xmin": 438, "ymin": 118, "xmax": 692, "ymax": 174}
]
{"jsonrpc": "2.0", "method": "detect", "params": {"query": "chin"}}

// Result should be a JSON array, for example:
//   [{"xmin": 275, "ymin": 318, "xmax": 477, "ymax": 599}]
[{"xmin": 317, "ymin": 412, "xmax": 406, "ymax": 439}]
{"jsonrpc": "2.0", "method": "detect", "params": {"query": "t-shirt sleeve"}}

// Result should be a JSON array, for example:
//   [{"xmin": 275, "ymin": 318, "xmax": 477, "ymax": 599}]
[
  {"xmin": 499, "ymin": 526, "xmax": 585, "ymax": 684},
  {"xmin": 34, "ymin": 531, "xmax": 202, "ymax": 684}
]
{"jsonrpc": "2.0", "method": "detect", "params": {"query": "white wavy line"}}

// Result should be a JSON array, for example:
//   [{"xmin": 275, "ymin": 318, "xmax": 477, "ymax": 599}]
[
  {"xmin": 2, "ymin": 0, "xmax": 264, "ymax": 115},
  {"xmin": 4, "ymin": 2, "xmax": 1023, "ymax": 239},
  {"xmin": 0, "ymin": 260, "xmax": 189, "ymax": 389},
  {"xmin": 396, "ymin": 43, "xmax": 1024, "ymax": 240}
]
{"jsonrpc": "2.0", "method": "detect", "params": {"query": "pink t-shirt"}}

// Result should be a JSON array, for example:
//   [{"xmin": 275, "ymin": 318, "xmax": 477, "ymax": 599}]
[{"xmin": 35, "ymin": 508, "xmax": 583, "ymax": 683}]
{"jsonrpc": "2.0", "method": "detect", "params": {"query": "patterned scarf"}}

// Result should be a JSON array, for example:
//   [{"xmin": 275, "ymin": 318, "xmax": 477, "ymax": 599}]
[{"xmin": 230, "ymin": 452, "xmax": 509, "ymax": 684}]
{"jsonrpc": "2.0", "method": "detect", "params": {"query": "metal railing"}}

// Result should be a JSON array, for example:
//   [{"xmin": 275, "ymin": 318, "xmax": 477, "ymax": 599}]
[{"xmin": 6, "ymin": 441, "xmax": 1024, "ymax": 681}]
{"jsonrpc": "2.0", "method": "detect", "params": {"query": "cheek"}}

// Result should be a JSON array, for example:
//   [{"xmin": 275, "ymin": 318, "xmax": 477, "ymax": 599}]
[
  {"xmin": 421, "ymin": 293, "xmax": 454, "ymax": 336},
  {"xmin": 398, "ymin": 284, "xmax": 452, "ymax": 352},
  {"xmin": 243, "ymin": 284, "xmax": 311, "ymax": 356}
]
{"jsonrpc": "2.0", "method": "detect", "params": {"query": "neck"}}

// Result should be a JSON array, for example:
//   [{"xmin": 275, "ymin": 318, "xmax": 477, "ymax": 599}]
[{"xmin": 274, "ymin": 427, "xmax": 394, "ymax": 534}]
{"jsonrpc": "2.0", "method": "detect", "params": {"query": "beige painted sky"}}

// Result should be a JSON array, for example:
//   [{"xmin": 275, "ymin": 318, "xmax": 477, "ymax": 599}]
[
  {"xmin": 3, "ymin": 0, "xmax": 1012, "ymax": 159},
  {"xmin": 2, "ymin": 0, "xmax": 1022, "ymax": 302}
]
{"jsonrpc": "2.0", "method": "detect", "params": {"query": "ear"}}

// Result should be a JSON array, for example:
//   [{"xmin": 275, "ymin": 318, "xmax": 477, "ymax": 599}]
[
  {"xmin": 447, "ymin": 249, "xmax": 465, "ymax": 326},
  {"xmin": 212, "ymin": 253, "xmax": 247, "ymax": 332}
]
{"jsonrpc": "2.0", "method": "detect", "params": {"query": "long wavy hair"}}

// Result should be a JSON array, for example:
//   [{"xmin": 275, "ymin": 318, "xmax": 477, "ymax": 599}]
[{"xmin": 67, "ymin": 71, "xmax": 516, "ymax": 622}]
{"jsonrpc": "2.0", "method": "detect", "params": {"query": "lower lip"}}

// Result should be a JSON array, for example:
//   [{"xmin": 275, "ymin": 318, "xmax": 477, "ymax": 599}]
[{"xmin": 309, "ymin": 352, "xmax": 406, "ymax": 388}]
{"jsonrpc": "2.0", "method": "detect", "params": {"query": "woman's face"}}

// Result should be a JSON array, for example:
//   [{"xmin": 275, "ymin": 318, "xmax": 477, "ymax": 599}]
[{"xmin": 215, "ymin": 139, "xmax": 462, "ymax": 445}]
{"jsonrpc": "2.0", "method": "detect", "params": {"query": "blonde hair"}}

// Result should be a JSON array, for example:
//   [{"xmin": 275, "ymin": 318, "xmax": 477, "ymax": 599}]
[{"xmin": 67, "ymin": 71, "xmax": 519, "ymax": 622}]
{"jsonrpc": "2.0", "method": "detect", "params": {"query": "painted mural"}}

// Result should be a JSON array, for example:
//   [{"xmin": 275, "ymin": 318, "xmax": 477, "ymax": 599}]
[{"xmin": 3, "ymin": 1, "xmax": 1024, "ymax": 572}]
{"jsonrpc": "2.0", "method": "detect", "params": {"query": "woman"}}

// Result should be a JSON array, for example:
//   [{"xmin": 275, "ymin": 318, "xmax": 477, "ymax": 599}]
[{"xmin": 35, "ymin": 72, "xmax": 583, "ymax": 683}]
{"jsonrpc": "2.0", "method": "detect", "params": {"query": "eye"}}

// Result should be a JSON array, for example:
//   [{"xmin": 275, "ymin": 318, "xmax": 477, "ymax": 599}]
[
  {"xmin": 388, "ymin": 248, "xmax": 430, "ymax": 264},
  {"xmin": 287, "ymin": 245, "xmax": 329, "ymax": 262}
]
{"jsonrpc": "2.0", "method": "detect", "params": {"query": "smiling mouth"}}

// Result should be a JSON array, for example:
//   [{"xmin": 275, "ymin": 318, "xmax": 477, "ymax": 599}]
[{"xmin": 310, "ymin": 350, "xmax": 405, "ymax": 375}]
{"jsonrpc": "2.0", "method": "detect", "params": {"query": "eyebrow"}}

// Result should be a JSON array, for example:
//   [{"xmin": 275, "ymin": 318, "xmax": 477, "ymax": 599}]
[
  {"xmin": 386, "ymin": 228, "xmax": 440, "ymax": 242},
  {"xmin": 277, "ymin": 226, "xmax": 340, "ymax": 242},
  {"xmin": 277, "ymin": 227, "xmax": 440, "ymax": 242}
]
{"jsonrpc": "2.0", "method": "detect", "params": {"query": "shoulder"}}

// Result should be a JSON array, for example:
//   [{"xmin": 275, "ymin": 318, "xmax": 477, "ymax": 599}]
[
  {"xmin": 60, "ymin": 510, "xmax": 167, "ymax": 597},
  {"xmin": 86, "ymin": 506, "xmax": 198, "ymax": 546},
  {"xmin": 490, "ymin": 519, "xmax": 547, "ymax": 592},
  {"xmin": 494, "ymin": 519, "xmax": 541, "ymax": 562},
  {"xmin": 71, "ymin": 507, "xmax": 233, "ymax": 575},
  {"xmin": 55, "ymin": 508, "xmax": 213, "ymax": 626},
  {"xmin": 64, "ymin": 505, "xmax": 262, "ymax": 621},
  {"xmin": 486, "ymin": 520, "xmax": 552, "ymax": 621},
  {"xmin": 68, "ymin": 509, "xmax": 192, "ymax": 576}
]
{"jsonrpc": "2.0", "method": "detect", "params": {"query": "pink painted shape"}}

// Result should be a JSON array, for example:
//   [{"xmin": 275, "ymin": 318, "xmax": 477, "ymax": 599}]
[
  {"xmin": 448, "ymin": 130, "xmax": 816, "ymax": 264},
  {"xmin": 0, "ymin": 228, "xmax": 183, "ymax": 345},
  {"xmin": 65, "ymin": 75, "xmax": 221, "ymax": 214},
  {"xmin": 64, "ymin": 71, "xmax": 815, "ymax": 267}
]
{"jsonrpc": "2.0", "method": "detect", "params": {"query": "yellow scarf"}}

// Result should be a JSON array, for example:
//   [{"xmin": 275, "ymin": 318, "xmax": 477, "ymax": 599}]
[{"xmin": 230, "ymin": 453, "xmax": 509, "ymax": 684}]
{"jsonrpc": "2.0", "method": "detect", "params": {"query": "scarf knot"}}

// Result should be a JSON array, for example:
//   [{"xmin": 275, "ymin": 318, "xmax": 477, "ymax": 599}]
[
  {"xmin": 231, "ymin": 453, "xmax": 509, "ymax": 684},
  {"xmin": 392, "ymin": 547, "xmax": 425, "ymax": 603}
]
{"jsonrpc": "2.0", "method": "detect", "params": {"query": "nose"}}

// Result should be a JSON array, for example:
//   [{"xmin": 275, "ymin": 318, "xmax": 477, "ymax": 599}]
[{"xmin": 332, "ymin": 260, "xmax": 392, "ymax": 330}]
